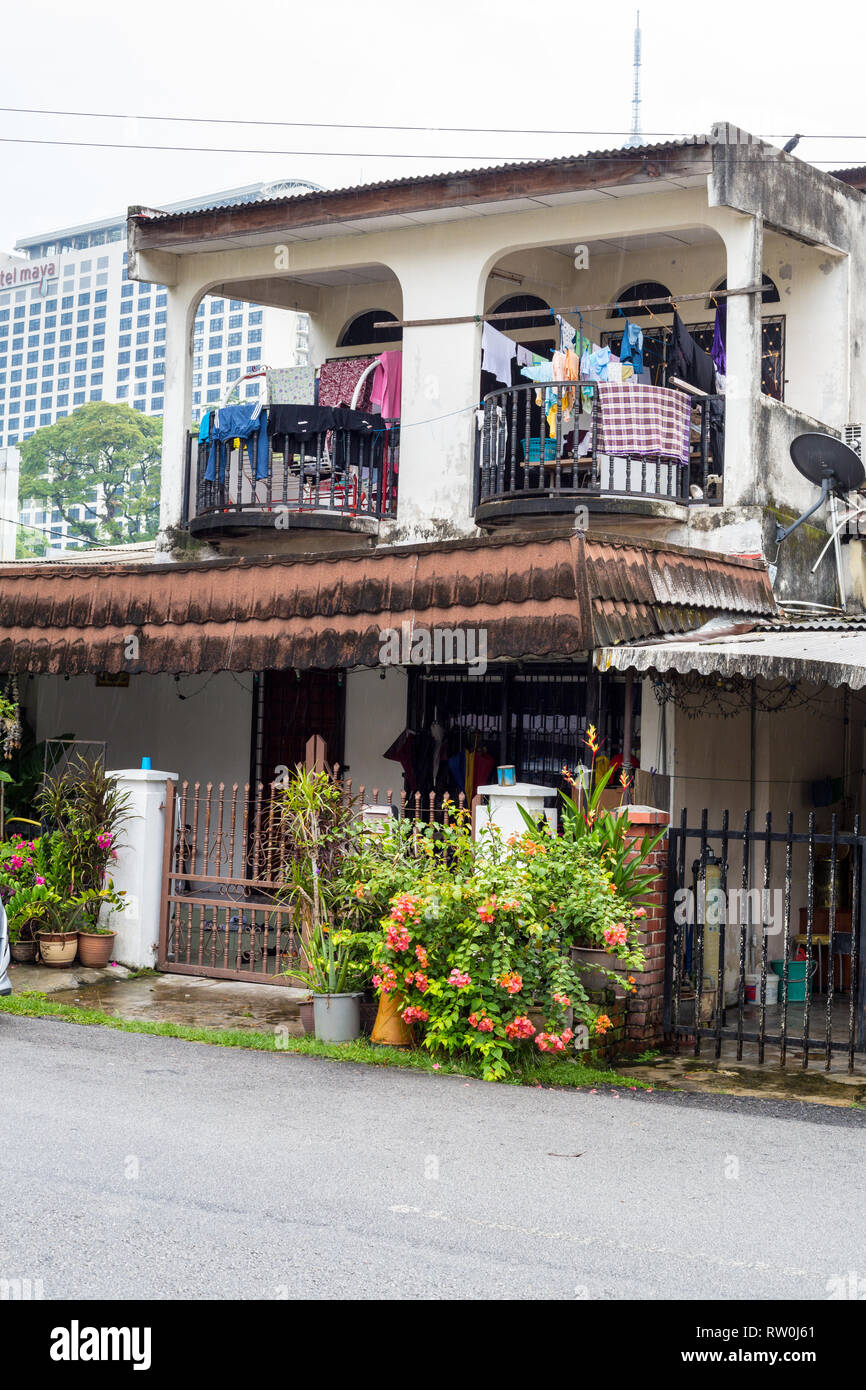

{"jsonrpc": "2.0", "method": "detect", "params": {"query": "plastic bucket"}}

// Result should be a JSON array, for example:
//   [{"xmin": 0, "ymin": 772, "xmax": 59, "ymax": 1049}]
[
  {"xmin": 745, "ymin": 973, "xmax": 779, "ymax": 1005},
  {"xmin": 771, "ymin": 959, "xmax": 816, "ymax": 1003}
]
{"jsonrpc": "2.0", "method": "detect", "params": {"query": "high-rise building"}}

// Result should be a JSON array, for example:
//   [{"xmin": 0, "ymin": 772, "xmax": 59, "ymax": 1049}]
[{"xmin": 0, "ymin": 177, "xmax": 319, "ymax": 549}]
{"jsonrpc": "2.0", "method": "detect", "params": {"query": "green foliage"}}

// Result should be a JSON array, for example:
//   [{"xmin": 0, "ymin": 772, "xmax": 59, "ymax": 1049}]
[
  {"xmin": 18, "ymin": 401, "xmax": 161, "ymax": 546},
  {"xmin": 37, "ymin": 754, "xmax": 130, "ymax": 928},
  {"xmin": 274, "ymin": 768, "xmax": 369, "ymax": 994},
  {"xmin": 341, "ymin": 811, "xmax": 631, "ymax": 1081}
]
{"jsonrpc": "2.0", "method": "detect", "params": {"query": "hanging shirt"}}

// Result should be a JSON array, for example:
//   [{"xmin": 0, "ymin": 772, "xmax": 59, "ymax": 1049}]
[
  {"xmin": 318, "ymin": 357, "xmax": 376, "ymax": 410},
  {"xmin": 481, "ymin": 323, "xmax": 517, "ymax": 386},
  {"xmin": 198, "ymin": 411, "xmax": 212, "ymax": 444},
  {"xmin": 669, "ymin": 312, "xmax": 715, "ymax": 394},
  {"xmin": 370, "ymin": 349, "xmax": 403, "ymax": 420},
  {"xmin": 205, "ymin": 404, "xmax": 268, "ymax": 483},
  {"xmin": 620, "ymin": 321, "xmax": 644, "ymax": 375}
]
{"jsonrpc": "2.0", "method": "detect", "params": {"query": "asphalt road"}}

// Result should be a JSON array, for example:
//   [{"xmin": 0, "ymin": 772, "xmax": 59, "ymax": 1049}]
[{"xmin": 2, "ymin": 1016, "xmax": 864, "ymax": 1300}]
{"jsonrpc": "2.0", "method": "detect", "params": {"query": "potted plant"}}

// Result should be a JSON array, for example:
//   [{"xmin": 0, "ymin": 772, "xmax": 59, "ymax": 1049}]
[
  {"xmin": 275, "ymin": 768, "xmax": 364, "ymax": 1043},
  {"xmin": 76, "ymin": 885, "xmax": 126, "ymax": 967},
  {"xmin": 6, "ymin": 882, "xmax": 57, "ymax": 963},
  {"xmin": 298, "ymin": 918, "xmax": 363, "ymax": 1043},
  {"xmin": 29, "ymin": 885, "xmax": 79, "ymax": 967}
]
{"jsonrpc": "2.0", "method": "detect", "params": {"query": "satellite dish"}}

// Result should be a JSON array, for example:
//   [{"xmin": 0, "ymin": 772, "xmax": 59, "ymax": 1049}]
[
  {"xmin": 777, "ymin": 433, "xmax": 866, "ymax": 613},
  {"xmin": 789, "ymin": 433, "xmax": 865, "ymax": 493}
]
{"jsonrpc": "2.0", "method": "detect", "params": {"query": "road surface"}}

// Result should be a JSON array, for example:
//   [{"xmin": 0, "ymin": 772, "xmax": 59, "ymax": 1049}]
[{"xmin": 1, "ymin": 1017, "xmax": 863, "ymax": 1300}]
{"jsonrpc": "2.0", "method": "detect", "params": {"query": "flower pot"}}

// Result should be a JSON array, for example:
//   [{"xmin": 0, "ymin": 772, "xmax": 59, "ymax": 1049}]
[
  {"xmin": 36, "ymin": 931, "xmax": 78, "ymax": 968},
  {"xmin": 77, "ymin": 931, "xmax": 116, "ymax": 968},
  {"xmin": 572, "ymin": 946, "xmax": 629, "ymax": 998},
  {"xmin": 299, "ymin": 1000, "xmax": 315, "ymax": 1035},
  {"xmin": 371, "ymin": 990, "xmax": 413, "ymax": 1046},
  {"xmin": 312, "ymin": 992, "xmax": 362, "ymax": 1043},
  {"xmin": 10, "ymin": 940, "xmax": 38, "ymax": 964}
]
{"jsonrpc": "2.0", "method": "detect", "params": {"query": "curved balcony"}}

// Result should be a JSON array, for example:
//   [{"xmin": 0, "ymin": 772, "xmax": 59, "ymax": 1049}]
[
  {"xmin": 474, "ymin": 381, "xmax": 722, "ymax": 526},
  {"xmin": 186, "ymin": 418, "xmax": 399, "ymax": 540}
]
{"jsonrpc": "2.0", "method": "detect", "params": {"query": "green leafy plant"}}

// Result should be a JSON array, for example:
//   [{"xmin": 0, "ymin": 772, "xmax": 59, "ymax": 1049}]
[
  {"xmin": 274, "ymin": 767, "xmax": 367, "ymax": 994},
  {"xmin": 38, "ymin": 754, "xmax": 130, "ymax": 929}
]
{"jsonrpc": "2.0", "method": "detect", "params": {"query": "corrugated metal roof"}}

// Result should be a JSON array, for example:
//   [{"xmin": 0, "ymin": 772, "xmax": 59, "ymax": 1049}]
[
  {"xmin": 0, "ymin": 531, "xmax": 773, "ymax": 675},
  {"xmin": 130, "ymin": 136, "xmax": 710, "ymax": 224},
  {"xmin": 595, "ymin": 622, "xmax": 866, "ymax": 689}
]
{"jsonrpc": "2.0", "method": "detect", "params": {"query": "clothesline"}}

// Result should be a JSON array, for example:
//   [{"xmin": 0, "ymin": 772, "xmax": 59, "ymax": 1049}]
[{"xmin": 374, "ymin": 282, "xmax": 767, "ymax": 332}]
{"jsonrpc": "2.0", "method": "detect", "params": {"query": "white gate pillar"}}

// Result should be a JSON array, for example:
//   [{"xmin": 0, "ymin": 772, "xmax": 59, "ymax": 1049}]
[{"xmin": 106, "ymin": 769, "xmax": 177, "ymax": 969}]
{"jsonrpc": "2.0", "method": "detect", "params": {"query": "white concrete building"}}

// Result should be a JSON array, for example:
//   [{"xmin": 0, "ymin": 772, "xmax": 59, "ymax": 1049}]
[{"xmin": 3, "ymin": 127, "xmax": 866, "ymax": 1044}]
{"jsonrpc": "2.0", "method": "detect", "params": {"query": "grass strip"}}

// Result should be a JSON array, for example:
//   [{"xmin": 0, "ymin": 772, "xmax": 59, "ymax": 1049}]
[{"xmin": 0, "ymin": 991, "xmax": 647, "ymax": 1090}]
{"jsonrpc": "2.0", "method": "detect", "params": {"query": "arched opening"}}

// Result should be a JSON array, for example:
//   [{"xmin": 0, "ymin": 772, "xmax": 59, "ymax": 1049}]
[
  {"xmin": 337, "ymin": 308, "xmax": 402, "ymax": 348},
  {"xmin": 702, "ymin": 274, "xmax": 784, "ymax": 400},
  {"xmin": 613, "ymin": 281, "xmax": 675, "ymax": 320}
]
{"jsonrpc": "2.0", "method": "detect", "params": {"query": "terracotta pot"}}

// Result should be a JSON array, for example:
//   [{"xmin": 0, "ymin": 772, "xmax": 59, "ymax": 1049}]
[
  {"xmin": 371, "ymin": 990, "xmax": 412, "ymax": 1046},
  {"xmin": 77, "ymin": 931, "xmax": 116, "ymax": 968},
  {"xmin": 572, "ymin": 945, "xmax": 629, "ymax": 998},
  {"xmin": 36, "ymin": 931, "xmax": 78, "ymax": 968},
  {"xmin": 10, "ymin": 940, "xmax": 38, "ymax": 964}
]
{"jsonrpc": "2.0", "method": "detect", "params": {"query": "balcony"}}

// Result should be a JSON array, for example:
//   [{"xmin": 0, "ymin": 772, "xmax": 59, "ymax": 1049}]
[
  {"xmin": 185, "ymin": 415, "xmax": 400, "ymax": 540},
  {"xmin": 474, "ymin": 382, "xmax": 723, "ymax": 526}
]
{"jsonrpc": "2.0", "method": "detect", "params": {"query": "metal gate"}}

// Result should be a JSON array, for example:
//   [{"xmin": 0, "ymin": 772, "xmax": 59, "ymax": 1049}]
[
  {"xmin": 665, "ymin": 810, "xmax": 866, "ymax": 1072},
  {"xmin": 158, "ymin": 778, "xmax": 299, "ymax": 984}
]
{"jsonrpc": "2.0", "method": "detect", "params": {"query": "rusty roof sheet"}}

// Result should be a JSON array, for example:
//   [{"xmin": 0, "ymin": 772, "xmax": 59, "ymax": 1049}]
[
  {"xmin": 0, "ymin": 532, "xmax": 774, "ymax": 675},
  {"xmin": 130, "ymin": 137, "xmax": 711, "ymax": 225}
]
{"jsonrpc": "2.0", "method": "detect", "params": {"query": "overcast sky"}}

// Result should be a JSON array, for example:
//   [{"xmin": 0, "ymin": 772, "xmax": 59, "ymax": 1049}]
[{"xmin": 1, "ymin": 0, "xmax": 863, "ymax": 251}]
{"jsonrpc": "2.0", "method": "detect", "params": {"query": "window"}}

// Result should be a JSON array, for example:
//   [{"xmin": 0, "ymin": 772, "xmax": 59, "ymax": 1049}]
[
  {"xmin": 120, "ymin": 317, "xmax": 132, "ymax": 331},
  {"xmin": 78, "ymin": 292, "xmax": 90, "ymax": 306},
  {"xmin": 150, "ymin": 397, "xmax": 163, "ymax": 410},
  {"xmin": 137, "ymin": 314, "xmax": 149, "ymax": 328},
  {"xmin": 89, "ymin": 389, "xmax": 102, "ymax": 401},
  {"xmin": 228, "ymin": 332, "xmax": 242, "ymax": 347},
  {"xmin": 61, "ymin": 312, "xmax": 73, "ymax": 327},
  {"xmin": 614, "ymin": 281, "xmax": 674, "ymax": 320},
  {"xmin": 227, "ymin": 349, "xmax": 241, "ymax": 365},
  {"xmin": 248, "ymin": 329, "xmax": 262, "ymax": 344},
  {"xmin": 207, "ymin": 370, "xmax": 221, "ymax": 385},
  {"xmin": 119, "ymin": 335, "xmax": 131, "ymax": 349},
  {"xmin": 91, "ymin": 373, "xmax": 103, "ymax": 386},
  {"xmin": 77, "ymin": 309, "xmax": 90, "ymax": 322},
  {"xmin": 117, "ymin": 385, "xmax": 128, "ymax": 398},
  {"xmin": 154, "ymin": 310, "xmax": 166, "ymax": 325},
  {"xmin": 207, "ymin": 352, "xmax": 221, "ymax": 367},
  {"xmin": 136, "ymin": 331, "xmax": 148, "ymax": 345},
  {"xmin": 206, "ymin": 388, "xmax": 220, "ymax": 402},
  {"xmin": 134, "ymin": 365, "xmax": 147, "ymax": 379},
  {"xmin": 229, "ymin": 314, "xmax": 242, "ymax": 329},
  {"xmin": 73, "ymin": 392, "xmax": 85, "ymax": 405},
  {"xmin": 209, "ymin": 335, "xmax": 222, "ymax": 349},
  {"xmin": 76, "ymin": 325, "xmax": 89, "ymax": 339},
  {"xmin": 118, "ymin": 351, "xmax": 130, "ymax": 364},
  {"xmin": 61, "ymin": 296, "xmax": 73, "ymax": 310},
  {"xmin": 40, "ymin": 413, "xmax": 51, "ymax": 425},
  {"xmin": 135, "ymin": 348, "xmax": 148, "ymax": 362},
  {"xmin": 74, "ymin": 375, "xmax": 86, "ymax": 388},
  {"xmin": 338, "ymin": 308, "xmax": 402, "ymax": 347},
  {"xmin": 95, "ymin": 289, "xmax": 107, "ymax": 303},
  {"xmin": 117, "ymin": 368, "xmax": 130, "ymax": 381},
  {"xmin": 248, "ymin": 310, "xmax": 262, "ymax": 325},
  {"xmin": 91, "ymin": 355, "xmax": 103, "ymax": 369}
]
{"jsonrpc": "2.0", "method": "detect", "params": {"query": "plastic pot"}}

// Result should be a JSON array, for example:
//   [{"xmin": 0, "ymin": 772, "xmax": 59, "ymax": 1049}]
[{"xmin": 312, "ymin": 992, "xmax": 362, "ymax": 1043}]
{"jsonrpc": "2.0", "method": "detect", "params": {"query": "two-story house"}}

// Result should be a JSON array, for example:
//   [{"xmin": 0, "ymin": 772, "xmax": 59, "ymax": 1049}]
[{"xmin": 3, "ymin": 123, "xmax": 866, "ymax": 1008}]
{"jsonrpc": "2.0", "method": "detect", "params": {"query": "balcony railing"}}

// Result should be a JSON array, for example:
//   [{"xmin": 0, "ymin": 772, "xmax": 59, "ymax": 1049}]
[
  {"xmin": 186, "ymin": 418, "xmax": 400, "ymax": 533},
  {"xmin": 475, "ymin": 381, "xmax": 723, "ymax": 517}
]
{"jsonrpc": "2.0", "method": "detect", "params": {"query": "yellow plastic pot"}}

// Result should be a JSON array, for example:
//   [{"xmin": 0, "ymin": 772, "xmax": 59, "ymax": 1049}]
[{"xmin": 371, "ymin": 990, "xmax": 412, "ymax": 1046}]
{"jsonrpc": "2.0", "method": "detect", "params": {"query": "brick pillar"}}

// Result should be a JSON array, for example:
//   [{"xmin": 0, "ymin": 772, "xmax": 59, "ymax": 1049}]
[{"xmin": 612, "ymin": 805, "xmax": 670, "ymax": 1054}]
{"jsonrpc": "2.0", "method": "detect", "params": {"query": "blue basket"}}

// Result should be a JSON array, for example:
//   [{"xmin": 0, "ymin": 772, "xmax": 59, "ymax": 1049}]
[{"xmin": 524, "ymin": 439, "xmax": 558, "ymax": 463}]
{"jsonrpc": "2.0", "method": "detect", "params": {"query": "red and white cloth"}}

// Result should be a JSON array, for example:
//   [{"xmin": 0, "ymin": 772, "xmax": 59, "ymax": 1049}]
[{"xmin": 597, "ymin": 384, "xmax": 691, "ymax": 466}]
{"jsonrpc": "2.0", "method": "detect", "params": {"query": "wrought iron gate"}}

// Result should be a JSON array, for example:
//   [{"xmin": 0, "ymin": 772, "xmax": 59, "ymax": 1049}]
[
  {"xmin": 158, "ymin": 778, "xmax": 299, "ymax": 984},
  {"xmin": 665, "ymin": 810, "xmax": 866, "ymax": 1072}
]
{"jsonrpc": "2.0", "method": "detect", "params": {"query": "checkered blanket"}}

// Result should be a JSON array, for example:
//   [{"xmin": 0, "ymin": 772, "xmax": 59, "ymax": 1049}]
[{"xmin": 597, "ymin": 384, "xmax": 691, "ymax": 466}]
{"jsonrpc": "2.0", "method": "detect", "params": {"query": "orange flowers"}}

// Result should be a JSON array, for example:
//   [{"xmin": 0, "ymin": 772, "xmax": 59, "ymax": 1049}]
[
  {"xmin": 594, "ymin": 1013, "xmax": 613, "ymax": 1036},
  {"xmin": 498, "ymin": 971, "xmax": 523, "ymax": 995},
  {"xmin": 477, "ymin": 895, "xmax": 497, "ymax": 924}
]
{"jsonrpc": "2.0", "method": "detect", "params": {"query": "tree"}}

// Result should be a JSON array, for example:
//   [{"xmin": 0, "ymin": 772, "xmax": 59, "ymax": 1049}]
[{"xmin": 18, "ymin": 402, "xmax": 162, "ymax": 547}]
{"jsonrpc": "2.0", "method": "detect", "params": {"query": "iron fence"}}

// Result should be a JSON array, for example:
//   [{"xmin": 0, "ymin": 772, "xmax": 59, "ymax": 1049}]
[{"xmin": 665, "ymin": 810, "xmax": 866, "ymax": 1072}]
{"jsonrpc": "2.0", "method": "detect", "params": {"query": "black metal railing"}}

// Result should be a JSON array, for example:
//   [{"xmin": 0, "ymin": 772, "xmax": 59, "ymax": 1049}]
[
  {"xmin": 190, "ymin": 420, "xmax": 400, "ymax": 524},
  {"xmin": 665, "ymin": 810, "xmax": 866, "ymax": 1072},
  {"xmin": 475, "ymin": 381, "xmax": 723, "ymax": 509}
]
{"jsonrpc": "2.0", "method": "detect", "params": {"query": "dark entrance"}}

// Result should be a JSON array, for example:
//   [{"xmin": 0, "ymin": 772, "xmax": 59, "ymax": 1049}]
[{"xmin": 254, "ymin": 669, "xmax": 345, "ymax": 785}]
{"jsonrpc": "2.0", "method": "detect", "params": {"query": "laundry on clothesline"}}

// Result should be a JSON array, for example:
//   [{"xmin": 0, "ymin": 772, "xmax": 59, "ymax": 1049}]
[{"xmin": 597, "ymin": 383, "xmax": 691, "ymax": 467}]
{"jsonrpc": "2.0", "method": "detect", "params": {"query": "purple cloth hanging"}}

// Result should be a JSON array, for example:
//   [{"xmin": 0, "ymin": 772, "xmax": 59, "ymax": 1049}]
[{"xmin": 711, "ymin": 302, "xmax": 727, "ymax": 375}]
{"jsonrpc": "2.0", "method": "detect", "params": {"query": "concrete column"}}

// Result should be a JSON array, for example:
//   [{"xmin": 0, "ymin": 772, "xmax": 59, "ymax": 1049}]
[
  {"xmin": 158, "ymin": 282, "xmax": 200, "ymax": 541},
  {"xmin": 106, "ymin": 769, "xmax": 177, "ymax": 969},
  {"xmin": 386, "ymin": 246, "xmax": 486, "ymax": 541},
  {"xmin": 720, "ymin": 213, "xmax": 763, "ymax": 507}
]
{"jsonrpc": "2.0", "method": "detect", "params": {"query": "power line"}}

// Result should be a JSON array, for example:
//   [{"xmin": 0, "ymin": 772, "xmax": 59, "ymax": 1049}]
[
  {"xmin": 0, "ymin": 134, "xmax": 862, "ymax": 166},
  {"xmin": 2, "ymin": 105, "xmax": 866, "ymax": 143}
]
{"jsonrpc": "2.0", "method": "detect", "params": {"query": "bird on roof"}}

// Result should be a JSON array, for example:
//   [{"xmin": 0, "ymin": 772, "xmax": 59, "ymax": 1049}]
[{"xmin": 782, "ymin": 134, "xmax": 802, "ymax": 154}]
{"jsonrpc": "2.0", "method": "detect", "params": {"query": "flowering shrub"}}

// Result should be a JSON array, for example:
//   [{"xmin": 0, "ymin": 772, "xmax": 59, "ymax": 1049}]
[{"xmin": 341, "ymin": 811, "xmax": 631, "ymax": 1080}]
